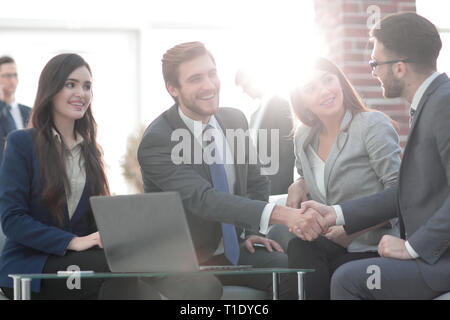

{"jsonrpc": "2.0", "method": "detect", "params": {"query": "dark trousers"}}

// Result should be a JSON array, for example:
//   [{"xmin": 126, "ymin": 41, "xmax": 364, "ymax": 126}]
[
  {"xmin": 331, "ymin": 257, "xmax": 444, "ymax": 300},
  {"xmin": 1, "ymin": 247, "xmax": 161, "ymax": 300},
  {"xmin": 287, "ymin": 236, "xmax": 379, "ymax": 300},
  {"xmin": 202, "ymin": 244, "xmax": 297, "ymax": 300}
]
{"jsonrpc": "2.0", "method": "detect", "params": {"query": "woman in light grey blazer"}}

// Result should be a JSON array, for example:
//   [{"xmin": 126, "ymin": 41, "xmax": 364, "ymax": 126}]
[{"xmin": 286, "ymin": 57, "xmax": 401, "ymax": 299}]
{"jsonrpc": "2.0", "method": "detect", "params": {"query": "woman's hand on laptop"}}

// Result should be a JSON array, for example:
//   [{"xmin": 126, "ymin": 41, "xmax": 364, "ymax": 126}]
[
  {"xmin": 244, "ymin": 235, "xmax": 284, "ymax": 254},
  {"xmin": 67, "ymin": 232, "xmax": 104, "ymax": 252}
]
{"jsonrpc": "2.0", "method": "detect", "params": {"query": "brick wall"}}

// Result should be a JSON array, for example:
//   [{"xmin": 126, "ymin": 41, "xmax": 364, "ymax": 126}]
[{"xmin": 314, "ymin": 0, "xmax": 417, "ymax": 147}]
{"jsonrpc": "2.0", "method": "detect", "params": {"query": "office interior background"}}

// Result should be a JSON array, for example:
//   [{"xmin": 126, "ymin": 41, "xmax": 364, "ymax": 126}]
[{"xmin": 1, "ymin": 0, "xmax": 449, "ymax": 195}]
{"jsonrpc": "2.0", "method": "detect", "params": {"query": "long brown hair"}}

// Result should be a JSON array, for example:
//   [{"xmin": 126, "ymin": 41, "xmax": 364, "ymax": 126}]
[
  {"xmin": 290, "ymin": 57, "xmax": 397, "ymax": 138},
  {"xmin": 290, "ymin": 57, "xmax": 372, "ymax": 130},
  {"xmin": 29, "ymin": 53, "xmax": 110, "ymax": 225}
]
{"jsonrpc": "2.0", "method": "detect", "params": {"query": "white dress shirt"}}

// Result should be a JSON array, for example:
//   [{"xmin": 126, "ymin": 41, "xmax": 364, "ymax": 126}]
[
  {"xmin": 178, "ymin": 107, "xmax": 275, "ymax": 237},
  {"xmin": 410, "ymin": 72, "xmax": 441, "ymax": 115},
  {"xmin": 9, "ymin": 101, "xmax": 24, "ymax": 130},
  {"xmin": 306, "ymin": 145, "xmax": 326, "ymax": 198}
]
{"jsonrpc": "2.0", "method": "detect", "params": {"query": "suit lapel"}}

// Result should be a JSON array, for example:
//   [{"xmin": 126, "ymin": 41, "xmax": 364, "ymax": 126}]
[
  {"xmin": 18, "ymin": 104, "xmax": 31, "ymax": 127},
  {"xmin": 0, "ymin": 101, "xmax": 15, "ymax": 133},
  {"xmin": 400, "ymin": 73, "xmax": 449, "ymax": 176},
  {"xmin": 165, "ymin": 104, "xmax": 212, "ymax": 181},
  {"xmin": 67, "ymin": 181, "xmax": 90, "ymax": 228},
  {"xmin": 323, "ymin": 110, "xmax": 351, "ymax": 194},
  {"xmin": 406, "ymin": 73, "xmax": 449, "ymax": 145},
  {"xmin": 0, "ymin": 102, "xmax": 10, "ymax": 136}
]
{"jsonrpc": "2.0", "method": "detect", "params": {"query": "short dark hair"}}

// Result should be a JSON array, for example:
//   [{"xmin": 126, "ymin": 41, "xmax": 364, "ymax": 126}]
[
  {"xmin": 0, "ymin": 56, "xmax": 15, "ymax": 68},
  {"xmin": 162, "ymin": 41, "xmax": 215, "ymax": 88},
  {"xmin": 370, "ymin": 12, "xmax": 442, "ymax": 72}
]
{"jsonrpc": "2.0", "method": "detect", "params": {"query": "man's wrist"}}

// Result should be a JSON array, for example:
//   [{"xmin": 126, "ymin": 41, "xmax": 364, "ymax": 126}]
[
  {"xmin": 405, "ymin": 241, "xmax": 419, "ymax": 259},
  {"xmin": 269, "ymin": 205, "xmax": 294, "ymax": 226},
  {"xmin": 259, "ymin": 202, "xmax": 276, "ymax": 235},
  {"xmin": 332, "ymin": 205, "xmax": 345, "ymax": 226}
]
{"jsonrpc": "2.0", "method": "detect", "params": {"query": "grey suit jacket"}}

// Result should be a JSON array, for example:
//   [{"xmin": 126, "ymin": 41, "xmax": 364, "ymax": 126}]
[
  {"xmin": 137, "ymin": 104, "xmax": 270, "ymax": 263},
  {"xmin": 295, "ymin": 110, "xmax": 401, "ymax": 250},
  {"xmin": 250, "ymin": 96, "xmax": 295, "ymax": 195},
  {"xmin": 341, "ymin": 73, "xmax": 450, "ymax": 292}
]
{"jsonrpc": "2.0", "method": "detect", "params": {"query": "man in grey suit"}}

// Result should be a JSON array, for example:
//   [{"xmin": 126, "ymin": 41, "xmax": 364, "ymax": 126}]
[
  {"xmin": 235, "ymin": 68, "xmax": 295, "ymax": 195},
  {"xmin": 299, "ymin": 12, "xmax": 450, "ymax": 299},
  {"xmin": 137, "ymin": 42, "xmax": 318, "ymax": 298}
]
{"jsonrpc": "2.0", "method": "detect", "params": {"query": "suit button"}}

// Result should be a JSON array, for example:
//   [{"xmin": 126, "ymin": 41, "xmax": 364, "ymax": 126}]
[{"xmin": 433, "ymin": 251, "xmax": 440, "ymax": 256}]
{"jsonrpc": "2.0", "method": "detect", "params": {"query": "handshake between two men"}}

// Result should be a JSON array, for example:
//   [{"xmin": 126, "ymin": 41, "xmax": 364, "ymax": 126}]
[
  {"xmin": 271, "ymin": 199, "xmax": 413, "ymax": 260},
  {"xmin": 278, "ymin": 178, "xmax": 336, "ymax": 242},
  {"xmin": 270, "ymin": 199, "xmax": 336, "ymax": 242},
  {"xmin": 269, "ymin": 179, "xmax": 413, "ymax": 261}
]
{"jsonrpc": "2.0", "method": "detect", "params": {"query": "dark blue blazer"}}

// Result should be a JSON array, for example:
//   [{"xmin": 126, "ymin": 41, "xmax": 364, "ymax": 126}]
[
  {"xmin": 0, "ymin": 129, "xmax": 96, "ymax": 292},
  {"xmin": 0, "ymin": 100, "xmax": 32, "ymax": 163}
]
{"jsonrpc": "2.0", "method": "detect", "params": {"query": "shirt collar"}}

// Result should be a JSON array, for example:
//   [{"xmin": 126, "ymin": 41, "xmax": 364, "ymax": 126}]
[
  {"xmin": 9, "ymin": 101, "xmax": 18, "ymax": 109},
  {"xmin": 410, "ymin": 71, "xmax": 441, "ymax": 111},
  {"xmin": 177, "ymin": 106, "xmax": 220, "ymax": 140},
  {"xmin": 52, "ymin": 128, "xmax": 84, "ymax": 150}
]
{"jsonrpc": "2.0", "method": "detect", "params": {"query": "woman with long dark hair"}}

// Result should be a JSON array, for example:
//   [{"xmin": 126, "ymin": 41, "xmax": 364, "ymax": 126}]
[
  {"xmin": 0, "ymin": 53, "xmax": 221, "ymax": 300},
  {"xmin": 0, "ymin": 54, "xmax": 162, "ymax": 299},
  {"xmin": 286, "ymin": 57, "xmax": 402, "ymax": 299}
]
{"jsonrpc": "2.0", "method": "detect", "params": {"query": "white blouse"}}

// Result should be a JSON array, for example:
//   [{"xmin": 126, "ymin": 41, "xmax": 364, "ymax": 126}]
[
  {"xmin": 306, "ymin": 145, "xmax": 326, "ymax": 199},
  {"xmin": 52, "ymin": 129, "xmax": 86, "ymax": 220},
  {"xmin": 306, "ymin": 144, "xmax": 379, "ymax": 252}
]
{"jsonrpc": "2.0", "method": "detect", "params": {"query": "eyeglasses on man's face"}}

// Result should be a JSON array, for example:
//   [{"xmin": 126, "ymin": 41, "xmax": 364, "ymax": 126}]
[
  {"xmin": 368, "ymin": 59, "xmax": 409, "ymax": 71},
  {"xmin": 0, "ymin": 73, "xmax": 18, "ymax": 80}
]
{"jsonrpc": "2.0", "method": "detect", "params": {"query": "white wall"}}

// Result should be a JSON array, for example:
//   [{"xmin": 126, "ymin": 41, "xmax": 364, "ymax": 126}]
[
  {"xmin": 0, "ymin": 27, "xmax": 139, "ymax": 194},
  {"xmin": 0, "ymin": 0, "xmax": 323, "ymax": 194}
]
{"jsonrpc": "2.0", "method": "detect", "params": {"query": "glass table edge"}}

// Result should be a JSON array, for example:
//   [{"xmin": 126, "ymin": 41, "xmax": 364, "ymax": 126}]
[{"xmin": 9, "ymin": 268, "xmax": 314, "ymax": 280}]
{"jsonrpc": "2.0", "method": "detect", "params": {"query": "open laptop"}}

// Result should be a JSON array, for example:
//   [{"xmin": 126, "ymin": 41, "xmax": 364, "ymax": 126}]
[{"xmin": 89, "ymin": 192, "xmax": 252, "ymax": 273}]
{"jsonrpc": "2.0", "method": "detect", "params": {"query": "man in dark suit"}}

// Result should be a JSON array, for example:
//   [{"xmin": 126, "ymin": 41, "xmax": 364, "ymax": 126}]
[
  {"xmin": 235, "ymin": 69, "xmax": 295, "ymax": 195},
  {"xmin": 298, "ymin": 12, "xmax": 450, "ymax": 299},
  {"xmin": 137, "ymin": 42, "xmax": 320, "ymax": 299},
  {"xmin": 0, "ymin": 56, "xmax": 32, "ymax": 163}
]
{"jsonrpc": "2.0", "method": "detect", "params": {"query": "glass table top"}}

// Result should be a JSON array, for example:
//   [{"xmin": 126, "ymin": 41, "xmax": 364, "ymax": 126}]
[{"xmin": 9, "ymin": 268, "xmax": 314, "ymax": 280}]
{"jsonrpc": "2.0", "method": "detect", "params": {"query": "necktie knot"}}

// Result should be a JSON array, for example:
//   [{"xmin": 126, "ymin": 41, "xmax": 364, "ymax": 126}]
[
  {"xmin": 203, "ymin": 124, "xmax": 223, "ymax": 160},
  {"xmin": 203, "ymin": 123, "xmax": 217, "ymax": 138}
]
